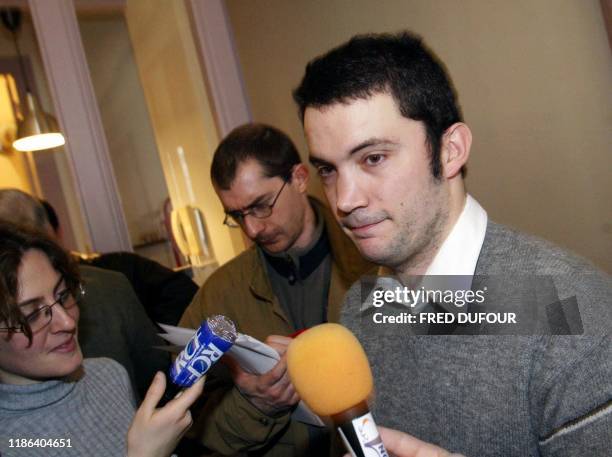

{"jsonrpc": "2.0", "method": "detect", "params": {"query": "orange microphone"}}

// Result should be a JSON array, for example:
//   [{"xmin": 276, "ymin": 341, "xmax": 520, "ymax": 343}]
[{"xmin": 287, "ymin": 323, "xmax": 388, "ymax": 457}]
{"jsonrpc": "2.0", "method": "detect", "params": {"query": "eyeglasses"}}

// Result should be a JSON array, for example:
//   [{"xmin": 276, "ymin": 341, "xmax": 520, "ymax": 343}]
[
  {"xmin": 223, "ymin": 180, "xmax": 288, "ymax": 228},
  {"xmin": 0, "ymin": 284, "xmax": 85, "ymax": 334}
]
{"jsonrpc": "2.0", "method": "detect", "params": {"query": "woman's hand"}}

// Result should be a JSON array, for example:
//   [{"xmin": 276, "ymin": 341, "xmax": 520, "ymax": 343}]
[{"xmin": 127, "ymin": 371, "xmax": 205, "ymax": 457}]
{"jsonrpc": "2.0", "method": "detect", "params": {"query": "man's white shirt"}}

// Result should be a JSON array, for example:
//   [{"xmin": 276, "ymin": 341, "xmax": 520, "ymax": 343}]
[{"xmin": 426, "ymin": 194, "xmax": 488, "ymax": 277}]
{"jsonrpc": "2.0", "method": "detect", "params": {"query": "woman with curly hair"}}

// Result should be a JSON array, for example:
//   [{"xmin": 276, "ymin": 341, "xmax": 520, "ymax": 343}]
[{"xmin": 0, "ymin": 222, "xmax": 203, "ymax": 457}]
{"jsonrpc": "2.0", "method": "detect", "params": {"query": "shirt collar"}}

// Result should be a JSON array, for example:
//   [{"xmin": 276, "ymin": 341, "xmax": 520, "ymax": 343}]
[{"xmin": 425, "ymin": 194, "xmax": 488, "ymax": 277}]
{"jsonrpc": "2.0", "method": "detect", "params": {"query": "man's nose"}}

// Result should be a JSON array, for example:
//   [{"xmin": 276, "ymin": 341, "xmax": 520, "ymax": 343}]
[
  {"xmin": 242, "ymin": 215, "xmax": 265, "ymax": 240},
  {"xmin": 335, "ymin": 172, "xmax": 367, "ymax": 215}
]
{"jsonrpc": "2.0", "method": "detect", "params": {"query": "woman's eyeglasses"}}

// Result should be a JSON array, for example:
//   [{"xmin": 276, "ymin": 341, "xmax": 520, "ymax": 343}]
[{"xmin": 0, "ymin": 284, "xmax": 85, "ymax": 334}]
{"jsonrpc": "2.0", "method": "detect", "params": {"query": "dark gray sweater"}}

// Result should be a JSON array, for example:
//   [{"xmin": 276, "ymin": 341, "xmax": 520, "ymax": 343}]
[
  {"xmin": 341, "ymin": 222, "xmax": 611, "ymax": 456},
  {"xmin": 0, "ymin": 358, "xmax": 135, "ymax": 456}
]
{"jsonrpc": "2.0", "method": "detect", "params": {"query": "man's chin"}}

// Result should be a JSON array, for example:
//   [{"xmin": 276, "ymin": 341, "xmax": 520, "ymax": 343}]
[
  {"xmin": 354, "ymin": 238, "xmax": 395, "ymax": 265},
  {"xmin": 258, "ymin": 239, "xmax": 287, "ymax": 254},
  {"xmin": 353, "ymin": 236, "xmax": 380, "ymax": 252}
]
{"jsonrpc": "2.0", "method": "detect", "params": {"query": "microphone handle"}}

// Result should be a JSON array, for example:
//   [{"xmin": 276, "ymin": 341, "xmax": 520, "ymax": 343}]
[{"xmin": 332, "ymin": 401, "xmax": 389, "ymax": 457}]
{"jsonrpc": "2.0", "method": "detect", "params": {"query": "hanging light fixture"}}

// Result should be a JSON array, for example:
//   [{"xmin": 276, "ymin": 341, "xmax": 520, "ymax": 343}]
[{"xmin": 1, "ymin": 8, "xmax": 65, "ymax": 152}]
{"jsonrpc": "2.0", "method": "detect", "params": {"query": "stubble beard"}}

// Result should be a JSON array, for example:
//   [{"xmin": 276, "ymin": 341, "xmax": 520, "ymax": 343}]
[{"xmin": 376, "ymin": 187, "xmax": 449, "ymax": 275}]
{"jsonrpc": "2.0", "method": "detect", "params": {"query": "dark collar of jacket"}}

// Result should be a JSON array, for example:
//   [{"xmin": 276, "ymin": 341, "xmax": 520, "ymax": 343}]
[{"xmin": 247, "ymin": 197, "xmax": 373, "ymax": 325}]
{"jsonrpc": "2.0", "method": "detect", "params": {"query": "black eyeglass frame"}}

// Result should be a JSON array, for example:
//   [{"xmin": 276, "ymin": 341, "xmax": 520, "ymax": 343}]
[
  {"xmin": 0, "ymin": 283, "xmax": 85, "ymax": 334},
  {"xmin": 223, "ymin": 179, "xmax": 289, "ymax": 228}
]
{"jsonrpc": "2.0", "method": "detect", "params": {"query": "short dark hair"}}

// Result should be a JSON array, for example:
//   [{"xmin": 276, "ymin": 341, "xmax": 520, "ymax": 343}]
[
  {"xmin": 39, "ymin": 199, "xmax": 59, "ymax": 233},
  {"xmin": 211, "ymin": 123, "xmax": 302, "ymax": 190},
  {"xmin": 0, "ymin": 221, "xmax": 80, "ymax": 344},
  {"xmin": 293, "ymin": 32, "xmax": 463, "ymax": 179},
  {"xmin": 0, "ymin": 188, "xmax": 52, "ymax": 233}
]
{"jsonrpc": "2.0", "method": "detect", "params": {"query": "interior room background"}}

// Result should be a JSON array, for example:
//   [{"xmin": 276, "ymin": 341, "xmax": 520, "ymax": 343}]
[{"xmin": 0, "ymin": 0, "xmax": 609, "ymax": 274}]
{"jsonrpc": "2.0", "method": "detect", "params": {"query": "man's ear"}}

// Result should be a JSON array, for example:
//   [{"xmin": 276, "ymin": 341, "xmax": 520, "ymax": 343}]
[
  {"xmin": 291, "ymin": 163, "xmax": 309, "ymax": 193},
  {"xmin": 441, "ymin": 123, "xmax": 472, "ymax": 179}
]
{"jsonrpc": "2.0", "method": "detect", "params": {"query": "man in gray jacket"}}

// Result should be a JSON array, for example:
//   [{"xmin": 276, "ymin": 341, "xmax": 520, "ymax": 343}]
[{"xmin": 293, "ymin": 32, "xmax": 611, "ymax": 456}]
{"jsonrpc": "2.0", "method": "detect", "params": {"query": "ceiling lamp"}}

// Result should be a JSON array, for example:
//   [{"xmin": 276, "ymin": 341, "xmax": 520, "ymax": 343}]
[{"xmin": 1, "ymin": 8, "xmax": 65, "ymax": 152}]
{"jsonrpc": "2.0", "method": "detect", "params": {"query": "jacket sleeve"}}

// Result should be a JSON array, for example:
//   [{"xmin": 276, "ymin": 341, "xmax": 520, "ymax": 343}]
[
  {"xmin": 179, "ymin": 283, "xmax": 309, "ymax": 455},
  {"xmin": 115, "ymin": 272, "xmax": 172, "ymax": 401},
  {"xmin": 533, "ymin": 335, "xmax": 612, "ymax": 456}
]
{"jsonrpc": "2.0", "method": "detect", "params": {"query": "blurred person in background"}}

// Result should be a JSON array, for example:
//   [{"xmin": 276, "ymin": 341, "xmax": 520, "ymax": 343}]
[{"xmin": 39, "ymin": 199, "xmax": 198, "ymax": 326}]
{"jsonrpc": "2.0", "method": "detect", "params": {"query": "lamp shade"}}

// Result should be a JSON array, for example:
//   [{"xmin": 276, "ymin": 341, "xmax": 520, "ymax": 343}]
[{"xmin": 12, "ymin": 92, "xmax": 65, "ymax": 151}]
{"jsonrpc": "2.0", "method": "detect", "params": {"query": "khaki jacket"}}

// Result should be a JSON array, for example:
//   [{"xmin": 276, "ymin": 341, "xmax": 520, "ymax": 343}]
[{"xmin": 179, "ymin": 198, "xmax": 371, "ymax": 456}]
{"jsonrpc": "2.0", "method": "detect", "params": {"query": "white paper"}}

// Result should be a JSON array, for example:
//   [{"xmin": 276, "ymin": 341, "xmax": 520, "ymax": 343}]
[{"xmin": 158, "ymin": 324, "xmax": 325, "ymax": 427}]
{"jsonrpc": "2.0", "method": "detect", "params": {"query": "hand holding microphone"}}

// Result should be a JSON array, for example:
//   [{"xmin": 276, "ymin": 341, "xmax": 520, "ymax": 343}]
[
  {"xmin": 128, "ymin": 315, "xmax": 236, "ymax": 457},
  {"xmin": 127, "ymin": 372, "xmax": 205, "ymax": 457},
  {"xmin": 162, "ymin": 314, "xmax": 237, "ymax": 405},
  {"xmin": 287, "ymin": 323, "xmax": 388, "ymax": 457},
  {"xmin": 351, "ymin": 426, "xmax": 461, "ymax": 457}
]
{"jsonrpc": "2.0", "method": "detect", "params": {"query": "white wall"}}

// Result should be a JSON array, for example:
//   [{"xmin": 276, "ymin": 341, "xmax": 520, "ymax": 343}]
[
  {"xmin": 225, "ymin": 0, "xmax": 612, "ymax": 273},
  {"xmin": 78, "ymin": 14, "xmax": 170, "ymax": 250},
  {"xmin": 125, "ymin": 0, "xmax": 245, "ymax": 266}
]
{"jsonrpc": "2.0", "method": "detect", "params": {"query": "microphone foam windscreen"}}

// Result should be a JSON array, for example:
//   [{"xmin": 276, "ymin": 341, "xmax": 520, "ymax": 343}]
[{"xmin": 287, "ymin": 323, "xmax": 373, "ymax": 416}]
